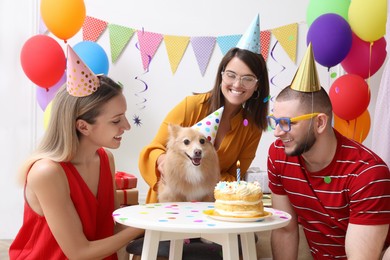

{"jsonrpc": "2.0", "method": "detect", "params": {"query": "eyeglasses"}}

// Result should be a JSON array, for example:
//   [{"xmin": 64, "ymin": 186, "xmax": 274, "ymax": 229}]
[
  {"xmin": 267, "ymin": 113, "xmax": 320, "ymax": 132},
  {"xmin": 221, "ymin": 71, "xmax": 258, "ymax": 89}
]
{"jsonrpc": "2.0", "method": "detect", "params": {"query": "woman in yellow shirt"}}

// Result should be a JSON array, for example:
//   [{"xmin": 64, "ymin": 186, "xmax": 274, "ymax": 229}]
[{"xmin": 139, "ymin": 47, "xmax": 270, "ymax": 203}]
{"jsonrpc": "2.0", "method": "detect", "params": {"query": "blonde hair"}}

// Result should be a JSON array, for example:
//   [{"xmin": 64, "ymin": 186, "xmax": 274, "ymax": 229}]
[{"xmin": 19, "ymin": 76, "xmax": 123, "ymax": 183}]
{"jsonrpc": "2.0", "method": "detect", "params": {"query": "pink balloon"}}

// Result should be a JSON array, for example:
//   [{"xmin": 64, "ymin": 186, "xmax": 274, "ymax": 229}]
[
  {"xmin": 341, "ymin": 33, "xmax": 387, "ymax": 79},
  {"xmin": 329, "ymin": 74, "xmax": 370, "ymax": 121},
  {"xmin": 36, "ymin": 72, "xmax": 65, "ymax": 110}
]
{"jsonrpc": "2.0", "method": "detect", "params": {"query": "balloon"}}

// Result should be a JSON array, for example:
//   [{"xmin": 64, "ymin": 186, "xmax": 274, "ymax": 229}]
[
  {"xmin": 36, "ymin": 72, "xmax": 65, "ymax": 111},
  {"xmin": 41, "ymin": 0, "xmax": 86, "ymax": 41},
  {"xmin": 348, "ymin": 0, "xmax": 386, "ymax": 42},
  {"xmin": 329, "ymin": 74, "xmax": 370, "ymax": 121},
  {"xmin": 341, "ymin": 33, "xmax": 387, "ymax": 79},
  {"xmin": 306, "ymin": 0, "xmax": 350, "ymax": 27},
  {"xmin": 307, "ymin": 13, "xmax": 352, "ymax": 68},
  {"xmin": 43, "ymin": 101, "xmax": 53, "ymax": 130},
  {"xmin": 73, "ymin": 41, "xmax": 109, "ymax": 75},
  {"xmin": 334, "ymin": 110, "xmax": 370, "ymax": 143},
  {"xmin": 20, "ymin": 35, "xmax": 66, "ymax": 88}
]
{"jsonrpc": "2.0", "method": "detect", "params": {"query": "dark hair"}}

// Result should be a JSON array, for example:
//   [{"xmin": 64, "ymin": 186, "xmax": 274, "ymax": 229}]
[
  {"xmin": 276, "ymin": 86, "xmax": 333, "ymax": 118},
  {"xmin": 204, "ymin": 48, "xmax": 270, "ymax": 131}
]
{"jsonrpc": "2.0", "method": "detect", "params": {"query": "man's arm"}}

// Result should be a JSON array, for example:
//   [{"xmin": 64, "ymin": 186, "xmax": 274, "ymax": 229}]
[
  {"xmin": 271, "ymin": 193, "xmax": 300, "ymax": 260},
  {"xmin": 345, "ymin": 223, "xmax": 388, "ymax": 260}
]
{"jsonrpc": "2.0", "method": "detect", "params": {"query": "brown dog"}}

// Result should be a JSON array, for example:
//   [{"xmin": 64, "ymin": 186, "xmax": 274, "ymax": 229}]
[{"xmin": 158, "ymin": 124, "xmax": 220, "ymax": 202}]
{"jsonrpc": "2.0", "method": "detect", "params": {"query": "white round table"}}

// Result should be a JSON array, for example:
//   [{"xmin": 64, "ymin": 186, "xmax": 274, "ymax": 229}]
[{"xmin": 113, "ymin": 202, "xmax": 291, "ymax": 260}]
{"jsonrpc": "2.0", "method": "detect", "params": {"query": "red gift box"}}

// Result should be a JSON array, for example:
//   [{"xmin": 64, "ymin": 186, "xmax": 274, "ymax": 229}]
[
  {"xmin": 115, "ymin": 172, "xmax": 137, "ymax": 189},
  {"xmin": 116, "ymin": 188, "xmax": 139, "ymax": 206}
]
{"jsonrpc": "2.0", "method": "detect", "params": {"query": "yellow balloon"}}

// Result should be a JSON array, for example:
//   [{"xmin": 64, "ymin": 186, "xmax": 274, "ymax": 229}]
[
  {"xmin": 348, "ymin": 0, "xmax": 386, "ymax": 42},
  {"xmin": 43, "ymin": 101, "xmax": 53, "ymax": 130},
  {"xmin": 41, "ymin": 0, "xmax": 86, "ymax": 41}
]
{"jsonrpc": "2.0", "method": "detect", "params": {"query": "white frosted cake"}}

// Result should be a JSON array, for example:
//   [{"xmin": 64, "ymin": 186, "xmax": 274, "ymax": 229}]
[{"xmin": 214, "ymin": 181, "xmax": 264, "ymax": 218}]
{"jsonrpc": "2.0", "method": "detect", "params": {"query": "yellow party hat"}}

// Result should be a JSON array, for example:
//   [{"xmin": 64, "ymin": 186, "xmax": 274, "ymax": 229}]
[{"xmin": 290, "ymin": 43, "xmax": 321, "ymax": 92}]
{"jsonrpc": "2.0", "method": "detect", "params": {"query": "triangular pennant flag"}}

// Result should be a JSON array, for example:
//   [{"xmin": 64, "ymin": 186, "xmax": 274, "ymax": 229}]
[
  {"xmin": 82, "ymin": 16, "xmax": 108, "ymax": 42},
  {"xmin": 260, "ymin": 30, "xmax": 271, "ymax": 61},
  {"xmin": 137, "ymin": 30, "xmax": 163, "ymax": 71},
  {"xmin": 217, "ymin": 34, "xmax": 242, "ymax": 55},
  {"xmin": 163, "ymin": 35, "xmax": 190, "ymax": 74},
  {"xmin": 271, "ymin": 23, "xmax": 298, "ymax": 63},
  {"xmin": 190, "ymin": 36, "xmax": 216, "ymax": 76},
  {"xmin": 108, "ymin": 24, "xmax": 135, "ymax": 63}
]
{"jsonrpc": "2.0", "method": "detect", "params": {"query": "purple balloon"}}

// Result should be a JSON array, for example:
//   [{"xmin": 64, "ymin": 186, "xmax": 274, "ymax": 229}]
[
  {"xmin": 307, "ymin": 13, "xmax": 352, "ymax": 68},
  {"xmin": 36, "ymin": 72, "xmax": 66, "ymax": 110}
]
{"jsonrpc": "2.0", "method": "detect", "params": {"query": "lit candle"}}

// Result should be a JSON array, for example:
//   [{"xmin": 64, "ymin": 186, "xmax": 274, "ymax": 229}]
[{"xmin": 236, "ymin": 160, "xmax": 241, "ymax": 182}]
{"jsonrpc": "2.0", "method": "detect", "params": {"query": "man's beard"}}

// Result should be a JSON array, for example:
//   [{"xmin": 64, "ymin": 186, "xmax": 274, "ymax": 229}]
[{"xmin": 286, "ymin": 129, "xmax": 316, "ymax": 157}]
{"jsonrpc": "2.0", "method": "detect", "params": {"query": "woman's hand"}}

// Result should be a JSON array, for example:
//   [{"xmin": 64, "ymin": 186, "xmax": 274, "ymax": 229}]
[{"xmin": 157, "ymin": 153, "xmax": 166, "ymax": 176}]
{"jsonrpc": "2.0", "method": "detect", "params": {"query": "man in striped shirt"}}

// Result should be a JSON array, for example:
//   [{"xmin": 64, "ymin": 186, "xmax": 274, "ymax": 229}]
[{"xmin": 267, "ymin": 45, "xmax": 390, "ymax": 260}]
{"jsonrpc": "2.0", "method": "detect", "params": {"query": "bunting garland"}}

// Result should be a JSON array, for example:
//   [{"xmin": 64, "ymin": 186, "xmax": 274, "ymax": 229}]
[
  {"xmin": 81, "ymin": 16, "xmax": 300, "ymax": 74},
  {"xmin": 260, "ymin": 30, "xmax": 271, "ymax": 61},
  {"xmin": 271, "ymin": 23, "xmax": 298, "ymax": 63},
  {"xmin": 163, "ymin": 35, "xmax": 190, "ymax": 74},
  {"xmin": 217, "ymin": 34, "xmax": 242, "ymax": 55},
  {"xmin": 108, "ymin": 24, "xmax": 135, "ymax": 62},
  {"xmin": 191, "ymin": 36, "xmax": 216, "ymax": 76},
  {"xmin": 82, "ymin": 16, "xmax": 108, "ymax": 42},
  {"xmin": 137, "ymin": 30, "xmax": 163, "ymax": 71}
]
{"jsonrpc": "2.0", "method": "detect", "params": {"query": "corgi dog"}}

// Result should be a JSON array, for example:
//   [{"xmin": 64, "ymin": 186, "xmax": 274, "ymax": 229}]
[{"xmin": 157, "ymin": 124, "xmax": 220, "ymax": 202}]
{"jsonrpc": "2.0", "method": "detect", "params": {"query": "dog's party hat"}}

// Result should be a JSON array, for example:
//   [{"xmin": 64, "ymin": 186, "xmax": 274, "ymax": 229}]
[
  {"xmin": 192, "ymin": 106, "xmax": 224, "ymax": 144},
  {"xmin": 236, "ymin": 14, "xmax": 260, "ymax": 54},
  {"xmin": 66, "ymin": 45, "xmax": 100, "ymax": 97},
  {"xmin": 290, "ymin": 43, "xmax": 321, "ymax": 93}
]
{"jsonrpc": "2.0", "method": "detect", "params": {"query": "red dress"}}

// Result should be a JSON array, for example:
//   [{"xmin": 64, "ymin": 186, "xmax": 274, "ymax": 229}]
[{"xmin": 10, "ymin": 148, "xmax": 118, "ymax": 260}]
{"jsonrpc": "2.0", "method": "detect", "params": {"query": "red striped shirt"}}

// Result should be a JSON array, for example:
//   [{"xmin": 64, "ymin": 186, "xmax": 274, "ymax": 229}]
[{"xmin": 268, "ymin": 130, "xmax": 390, "ymax": 259}]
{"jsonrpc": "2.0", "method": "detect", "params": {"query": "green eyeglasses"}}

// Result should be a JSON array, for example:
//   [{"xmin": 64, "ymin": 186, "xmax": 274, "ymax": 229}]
[{"xmin": 267, "ymin": 113, "xmax": 320, "ymax": 132}]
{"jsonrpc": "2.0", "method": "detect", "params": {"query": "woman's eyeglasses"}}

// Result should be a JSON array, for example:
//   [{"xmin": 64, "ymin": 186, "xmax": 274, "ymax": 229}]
[
  {"xmin": 221, "ymin": 71, "xmax": 258, "ymax": 89},
  {"xmin": 267, "ymin": 113, "xmax": 320, "ymax": 132}
]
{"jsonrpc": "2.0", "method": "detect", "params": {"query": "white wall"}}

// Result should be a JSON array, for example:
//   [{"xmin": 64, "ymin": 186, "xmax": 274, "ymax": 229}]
[{"xmin": 1, "ymin": 0, "xmax": 384, "ymax": 239}]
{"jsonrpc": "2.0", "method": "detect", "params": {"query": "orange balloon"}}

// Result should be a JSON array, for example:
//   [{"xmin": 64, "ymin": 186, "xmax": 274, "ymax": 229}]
[
  {"xmin": 41, "ymin": 0, "xmax": 86, "ymax": 41},
  {"xmin": 334, "ymin": 110, "xmax": 371, "ymax": 143}
]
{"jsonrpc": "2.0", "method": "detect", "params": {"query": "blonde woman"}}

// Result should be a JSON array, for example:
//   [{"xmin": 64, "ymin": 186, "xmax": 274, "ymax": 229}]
[{"xmin": 10, "ymin": 49, "xmax": 143, "ymax": 260}]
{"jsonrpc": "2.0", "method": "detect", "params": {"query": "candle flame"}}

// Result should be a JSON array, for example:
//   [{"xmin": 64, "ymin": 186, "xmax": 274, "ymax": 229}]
[{"xmin": 237, "ymin": 160, "xmax": 240, "ymax": 167}]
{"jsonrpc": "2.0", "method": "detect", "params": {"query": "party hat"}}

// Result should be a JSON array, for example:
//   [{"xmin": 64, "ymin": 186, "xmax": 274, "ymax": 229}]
[
  {"xmin": 236, "ymin": 14, "xmax": 260, "ymax": 54},
  {"xmin": 66, "ymin": 45, "xmax": 100, "ymax": 97},
  {"xmin": 192, "ymin": 106, "xmax": 224, "ymax": 144},
  {"xmin": 290, "ymin": 43, "xmax": 321, "ymax": 92}
]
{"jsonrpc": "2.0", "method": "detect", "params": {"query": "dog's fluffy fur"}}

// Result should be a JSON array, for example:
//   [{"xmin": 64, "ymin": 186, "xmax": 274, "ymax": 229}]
[{"xmin": 157, "ymin": 124, "xmax": 220, "ymax": 202}]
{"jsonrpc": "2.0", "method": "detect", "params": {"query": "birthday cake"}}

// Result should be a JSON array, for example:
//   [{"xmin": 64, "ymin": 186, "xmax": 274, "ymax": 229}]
[{"xmin": 213, "ymin": 181, "xmax": 264, "ymax": 218}]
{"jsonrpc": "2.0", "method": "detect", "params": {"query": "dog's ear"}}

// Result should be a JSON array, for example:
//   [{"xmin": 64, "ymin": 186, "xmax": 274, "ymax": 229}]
[
  {"xmin": 168, "ymin": 124, "xmax": 180, "ymax": 136},
  {"xmin": 167, "ymin": 124, "xmax": 180, "ymax": 138}
]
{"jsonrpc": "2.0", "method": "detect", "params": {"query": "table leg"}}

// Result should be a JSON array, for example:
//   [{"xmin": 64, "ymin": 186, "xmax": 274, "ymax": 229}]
[
  {"xmin": 169, "ymin": 239, "xmax": 184, "ymax": 260},
  {"xmin": 202, "ymin": 233, "xmax": 239, "ymax": 260},
  {"xmin": 239, "ymin": 232, "xmax": 257, "ymax": 260},
  {"xmin": 141, "ymin": 230, "xmax": 160, "ymax": 260}
]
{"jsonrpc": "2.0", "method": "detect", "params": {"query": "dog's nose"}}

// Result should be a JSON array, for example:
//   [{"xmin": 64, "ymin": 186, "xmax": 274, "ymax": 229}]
[{"xmin": 194, "ymin": 149, "xmax": 202, "ymax": 157}]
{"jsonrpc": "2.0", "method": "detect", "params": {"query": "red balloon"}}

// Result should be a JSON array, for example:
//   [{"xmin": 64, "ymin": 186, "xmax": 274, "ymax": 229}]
[
  {"xmin": 341, "ymin": 33, "xmax": 387, "ymax": 79},
  {"xmin": 20, "ymin": 35, "xmax": 66, "ymax": 88},
  {"xmin": 329, "ymin": 74, "xmax": 370, "ymax": 120}
]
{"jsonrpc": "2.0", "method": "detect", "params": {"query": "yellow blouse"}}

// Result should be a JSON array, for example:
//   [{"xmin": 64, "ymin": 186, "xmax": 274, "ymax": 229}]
[{"xmin": 138, "ymin": 93, "xmax": 262, "ymax": 203}]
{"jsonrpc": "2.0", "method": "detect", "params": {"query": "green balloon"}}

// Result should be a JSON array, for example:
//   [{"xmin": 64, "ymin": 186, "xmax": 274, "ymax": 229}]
[{"xmin": 307, "ymin": 0, "xmax": 351, "ymax": 27}]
